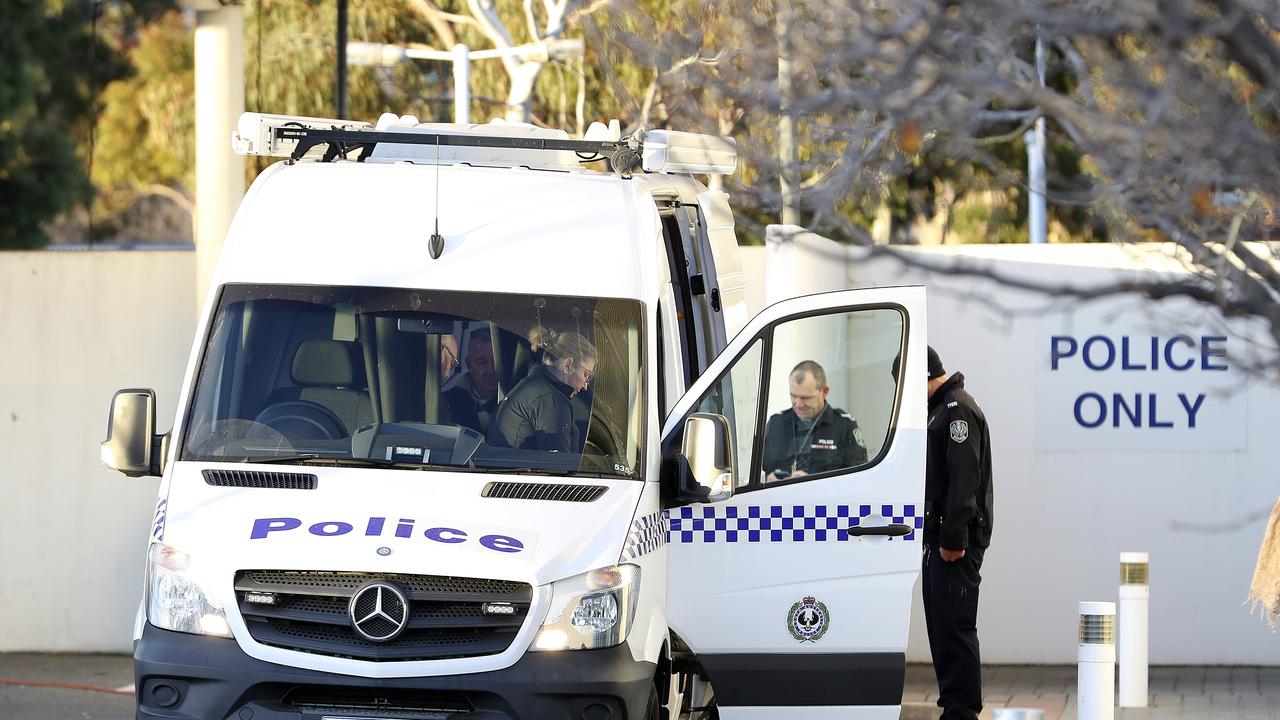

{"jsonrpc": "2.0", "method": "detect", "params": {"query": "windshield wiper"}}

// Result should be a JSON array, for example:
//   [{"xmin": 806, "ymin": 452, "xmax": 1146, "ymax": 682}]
[
  {"xmin": 482, "ymin": 466, "xmax": 633, "ymax": 480},
  {"xmin": 240, "ymin": 454, "xmax": 420, "ymax": 469},
  {"xmin": 239, "ymin": 456, "xmax": 634, "ymax": 478},
  {"xmin": 563, "ymin": 469, "xmax": 633, "ymax": 479}
]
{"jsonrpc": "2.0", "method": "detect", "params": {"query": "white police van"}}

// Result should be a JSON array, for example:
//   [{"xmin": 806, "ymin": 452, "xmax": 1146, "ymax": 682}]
[{"xmin": 101, "ymin": 112, "xmax": 928, "ymax": 720}]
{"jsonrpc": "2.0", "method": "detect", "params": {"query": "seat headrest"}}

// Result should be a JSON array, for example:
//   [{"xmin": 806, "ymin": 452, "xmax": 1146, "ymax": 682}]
[{"xmin": 292, "ymin": 339, "xmax": 359, "ymax": 387}]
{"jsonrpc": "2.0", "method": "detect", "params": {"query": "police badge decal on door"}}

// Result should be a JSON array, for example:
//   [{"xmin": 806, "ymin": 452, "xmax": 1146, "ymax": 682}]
[{"xmin": 788, "ymin": 596, "xmax": 830, "ymax": 643}]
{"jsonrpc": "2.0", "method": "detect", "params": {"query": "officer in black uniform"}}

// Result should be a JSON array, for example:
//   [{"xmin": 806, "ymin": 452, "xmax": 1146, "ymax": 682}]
[
  {"xmin": 443, "ymin": 329, "xmax": 500, "ymax": 436},
  {"xmin": 761, "ymin": 360, "xmax": 868, "ymax": 481},
  {"xmin": 920, "ymin": 346, "xmax": 994, "ymax": 720}
]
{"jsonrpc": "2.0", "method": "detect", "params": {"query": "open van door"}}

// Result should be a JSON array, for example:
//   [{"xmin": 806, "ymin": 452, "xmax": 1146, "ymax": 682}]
[{"xmin": 663, "ymin": 287, "xmax": 927, "ymax": 720}]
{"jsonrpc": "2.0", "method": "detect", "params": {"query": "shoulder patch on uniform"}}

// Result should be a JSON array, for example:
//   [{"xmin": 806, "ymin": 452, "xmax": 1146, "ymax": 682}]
[
  {"xmin": 949, "ymin": 420, "xmax": 969, "ymax": 443},
  {"xmin": 947, "ymin": 401, "xmax": 959, "ymax": 408},
  {"xmin": 852, "ymin": 426, "xmax": 866, "ymax": 449}
]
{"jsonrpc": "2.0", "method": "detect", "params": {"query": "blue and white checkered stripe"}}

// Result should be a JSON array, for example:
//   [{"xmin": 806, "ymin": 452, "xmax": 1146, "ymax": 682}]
[
  {"xmin": 667, "ymin": 504, "xmax": 922, "ymax": 545},
  {"xmin": 619, "ymin": 510, "xmax": 667, "ymax": 562},
  {"xmin": 620, "ymin": 504, "xmax": 922, "ymax": 561}
]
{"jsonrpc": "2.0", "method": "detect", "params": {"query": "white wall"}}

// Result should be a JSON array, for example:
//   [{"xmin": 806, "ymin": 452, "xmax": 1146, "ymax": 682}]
[
  {"xmin": 743, "ymin": 229, "xmax": 1280, "ymax": 665},
  {"xmin": 0, "ymin": 251, "xmax": 195, "ymax": 651}
]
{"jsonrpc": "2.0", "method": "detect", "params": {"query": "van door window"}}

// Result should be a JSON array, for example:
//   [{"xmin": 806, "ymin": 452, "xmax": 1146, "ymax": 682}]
[
  {"xmin": 756, "ymin": 308, "xmax": 904, "ymax": 489},
  {"xmin": 657, "ymin": 292, "xmax": 689, "ymax": 419},
  {"xmin": 693, "ymin": 339, "xmax": 763, "ymax": 486}
]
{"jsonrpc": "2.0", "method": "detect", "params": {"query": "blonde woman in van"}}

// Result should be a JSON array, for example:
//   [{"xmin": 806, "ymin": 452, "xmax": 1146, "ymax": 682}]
[{"xmin": 487, "ymin": 328, "xmax": 597, "ymax": 453}]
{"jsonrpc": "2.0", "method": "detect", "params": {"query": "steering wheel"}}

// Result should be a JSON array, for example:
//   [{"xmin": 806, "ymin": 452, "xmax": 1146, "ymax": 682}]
[{"xmin": 254, "ymin": 400, "xmax": 348, "ymax": 441}]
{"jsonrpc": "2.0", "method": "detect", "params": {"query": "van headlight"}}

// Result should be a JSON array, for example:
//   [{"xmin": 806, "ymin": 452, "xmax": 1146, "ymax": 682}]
[
  {"xmin": 145, "ymin": 543, "xmax": 231, "ymax": 638},
  {"xmin": 530, "ymin": 564, "xmax": 640, "ymax": 651}
]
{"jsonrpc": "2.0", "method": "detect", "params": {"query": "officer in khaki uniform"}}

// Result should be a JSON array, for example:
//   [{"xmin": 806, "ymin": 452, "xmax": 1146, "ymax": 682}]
[
  {"xmin": 762, "ymin": 360, "xmax": 868, "ymax": 481},
  {"xmin": 921, "ymin": 347, "xmax": 993, "ymax": 720}
]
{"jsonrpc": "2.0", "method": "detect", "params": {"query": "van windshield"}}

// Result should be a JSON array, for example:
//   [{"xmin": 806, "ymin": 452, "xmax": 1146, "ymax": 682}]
[{"xmin": 181, "ymin": 284, "xmax": 645, "ymax": 479}]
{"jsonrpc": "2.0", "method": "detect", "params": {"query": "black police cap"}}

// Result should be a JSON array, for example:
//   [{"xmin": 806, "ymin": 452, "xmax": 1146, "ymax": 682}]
[{"xmin": 889, "ymin": 346, "xmax": 947, "ymax": 380}]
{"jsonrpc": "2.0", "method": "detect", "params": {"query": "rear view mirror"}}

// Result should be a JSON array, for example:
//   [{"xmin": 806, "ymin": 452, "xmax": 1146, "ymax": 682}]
[
  {"xmin": 101, "ymin": 389, "xmax": 156, "ymax": 477},
  {"xmin": 396, "ymin": 315, "xmax": 461, "ymax": 335},
  {"xmin": 680, "ymin": 413, "xmax": 735, "ymax": 503}
]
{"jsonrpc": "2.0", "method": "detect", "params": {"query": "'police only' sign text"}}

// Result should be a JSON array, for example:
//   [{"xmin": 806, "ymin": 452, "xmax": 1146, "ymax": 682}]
[{"xmin": 1035, "ymin": 330, "xmax": 1247, "ymax": 452}]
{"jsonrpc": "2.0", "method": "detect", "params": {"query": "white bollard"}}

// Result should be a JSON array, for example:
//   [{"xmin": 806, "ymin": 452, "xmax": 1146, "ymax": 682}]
[
  {"xmin": 1119, "ymin": 552, "xmax": 1150, "ymax": 708},
  {"xmin": 1078, "ymin": 601, "xmax": 1116, "ymax": 720}
]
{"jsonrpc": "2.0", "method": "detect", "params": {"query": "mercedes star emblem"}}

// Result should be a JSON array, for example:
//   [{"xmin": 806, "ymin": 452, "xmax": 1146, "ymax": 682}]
[{"xmin": 348, "ymin": 582, "xmax": 410, "ymax": 642}]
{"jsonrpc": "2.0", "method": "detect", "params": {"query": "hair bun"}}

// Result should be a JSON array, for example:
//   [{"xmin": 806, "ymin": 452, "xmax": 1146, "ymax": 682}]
[{"xmin": 529, "ymin": 325, "xmax": 558, "ymax": 351}]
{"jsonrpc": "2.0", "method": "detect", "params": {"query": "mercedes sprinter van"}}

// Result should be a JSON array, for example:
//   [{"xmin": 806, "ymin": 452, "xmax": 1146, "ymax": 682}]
[{"xmin": 101, "ymin": 112, "xmax": 928, "ymax": 720}]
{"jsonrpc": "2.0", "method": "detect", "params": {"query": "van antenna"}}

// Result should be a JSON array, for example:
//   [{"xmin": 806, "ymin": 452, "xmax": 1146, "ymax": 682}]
[{"xmin": 429, "ymin": 135, "xmax": 444, "ymax": 259}]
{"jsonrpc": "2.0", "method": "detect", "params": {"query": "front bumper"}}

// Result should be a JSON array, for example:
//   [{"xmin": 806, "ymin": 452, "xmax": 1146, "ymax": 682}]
[{"xmin": 133, "ymin": 625, "xmax": 654, "ymax": 720}]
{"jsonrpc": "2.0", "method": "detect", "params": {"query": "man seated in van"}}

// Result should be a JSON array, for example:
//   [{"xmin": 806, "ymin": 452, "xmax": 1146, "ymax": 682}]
[
  {"xmin": 487, "ymin": 328, "xmax": 596, "ymax": 453},
  {"xmin": 444, "ymin": 329, "xmax": 500, "ymax": 436},
  {"xmin": 762, "ymin": 360, "xmax": 869, "ymax": 481}
]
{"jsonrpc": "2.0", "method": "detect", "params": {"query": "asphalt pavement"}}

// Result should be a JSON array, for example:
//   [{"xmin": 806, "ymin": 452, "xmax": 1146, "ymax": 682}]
[
  {"xmin": 3, "ymin": 653, "xmax": 1279, "ymax": 720},
  {"xmin": 0, "ymin": 654, "xmax": 133, "ymax": 720}
]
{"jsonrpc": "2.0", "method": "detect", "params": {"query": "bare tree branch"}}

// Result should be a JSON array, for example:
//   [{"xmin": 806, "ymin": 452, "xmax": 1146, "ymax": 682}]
[
  {"xmin": 403, "ymin": 0, "xmax": 462, "ymax": 47},
  {"xmin": 567, "ymin": 0, "xmax": 615, "ymax": 26},
  {"xmin": 523, "ymin": 0, "xmax": 541, "ymax": 41}
]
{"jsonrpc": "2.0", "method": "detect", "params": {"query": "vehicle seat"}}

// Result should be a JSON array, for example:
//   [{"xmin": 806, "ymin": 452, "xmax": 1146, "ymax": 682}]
[
  {"xmin": 491, "ymin": 325, "xmax": 539, "ymax": 399},
  {"xmin": 264, "ymin": 339, "xmax": 374, "ymax": 435}
]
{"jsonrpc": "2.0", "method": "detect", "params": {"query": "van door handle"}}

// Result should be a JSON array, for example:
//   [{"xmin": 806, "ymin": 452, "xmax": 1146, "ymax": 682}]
[{"xmin": 846, "ymin": 523, "xmax": 913, "ymax": 537}]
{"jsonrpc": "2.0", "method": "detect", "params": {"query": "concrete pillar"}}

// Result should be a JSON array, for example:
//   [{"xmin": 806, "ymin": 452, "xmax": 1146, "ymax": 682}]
[
  {"xmin": 194, "ymin": 4, "xmax": 246, "ymax": 312},
  {"xmin": 775, "ymin": 4, "xmax": 800, "ymax": 227}
]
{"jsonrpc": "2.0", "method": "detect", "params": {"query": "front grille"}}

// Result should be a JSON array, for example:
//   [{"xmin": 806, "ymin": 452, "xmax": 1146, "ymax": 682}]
[
  {"xmin": 482, "ymin": 481, "xmax": 607, "ymax": 502},
  {"xmin": 284, "ymin": 687, "xmax": 472, "ymax": 718},
  {"xmin": 242, "ymin": 570, "xmax": 526, "ymax": 596},
  {"xmin": 235, "ymin": 570, "xmax": 531, "ymax": 662}
]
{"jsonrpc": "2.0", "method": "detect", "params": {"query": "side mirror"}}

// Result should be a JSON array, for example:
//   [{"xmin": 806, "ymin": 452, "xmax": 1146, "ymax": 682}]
[
  {"xmin": 101, "ymin": 389, "xmax": 157, "ymax": 477},
  {"xmin": 680, "ymin": 412, "xmax": 735, "ymax": 503}
]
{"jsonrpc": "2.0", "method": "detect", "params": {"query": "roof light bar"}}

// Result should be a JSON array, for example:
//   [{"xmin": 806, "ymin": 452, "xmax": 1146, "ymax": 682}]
[
  {"xmin": 232, "ymin": 113, "xmax": 373, "ymax": 159},
  {"xmin": 230, "ymin": 113, "xmax": 739, "ymax": 176},
  {"xmin": 640, "ymin": 130, "xmax": 738, "ymax": 175}
]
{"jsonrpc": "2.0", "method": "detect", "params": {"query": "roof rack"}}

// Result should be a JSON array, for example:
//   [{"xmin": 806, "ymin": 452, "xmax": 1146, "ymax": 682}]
[{"xmin": 232, "ymin": 113, "xmax": 737, "ymax": 177}]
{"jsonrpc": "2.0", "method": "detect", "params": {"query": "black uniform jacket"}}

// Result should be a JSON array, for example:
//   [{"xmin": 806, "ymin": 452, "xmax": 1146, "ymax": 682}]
[
  {"xmin": 762, "ymin": 403, "xmax": 869, "ymax": 478},
  {"xmin": 925, "ymin": 372, "xmax": 993, "ymax": 550},
  {"xmin": 487, "ymin": 365, "xmax": 579, "ymax": 452},
  {"xmin": 443, "ymin": 375, "xmax": 498, "ymax": 437}
]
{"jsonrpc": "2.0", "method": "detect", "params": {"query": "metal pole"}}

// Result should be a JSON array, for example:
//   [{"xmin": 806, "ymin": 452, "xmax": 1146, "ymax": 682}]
[
  {"xmin": 775, "ymin": 3, "xmax": 800, "ymax": 227},
  {"xmin": 1027, "ymin": 33, "xmax": 1047, "ymax": 244},
  {"xmin": 1078, "ymin": 601, "xmax": 1116, "ymax": 720},
  {"xmin": 1119, "ymin": 553, "xmax": 1150, "ymax": 708},
  {"xmin": 453, "ymin": 44, "xmax": 471, "ymax": 124},
  {"xmin": 336, "ymin": 0, "xmax": 348, "ymax": 118},
  {"xmin": 194, "ymin": 4, "xmax": 245, "ymax": 312}
]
